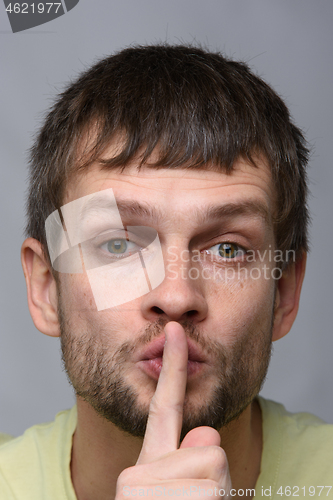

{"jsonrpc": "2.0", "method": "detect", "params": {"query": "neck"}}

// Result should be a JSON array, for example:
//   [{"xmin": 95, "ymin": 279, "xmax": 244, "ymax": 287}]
[
  {"xmin": 71, "ymin": 397, "xmax": 262, "ymax": 500},
  {"xmin": 218, "ymin": 398, "xmax": 262, "ymax": 494}
]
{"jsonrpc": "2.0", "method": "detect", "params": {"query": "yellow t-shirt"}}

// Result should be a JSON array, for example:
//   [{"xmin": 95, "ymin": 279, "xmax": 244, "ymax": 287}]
[
  {"xmin": 0, "ymin": 434, "xmax": 13, "ymax": 446},
  {"xmin": 0, "ymin": 406, "xmax": 77, "ymax": 499},
  {"xmin": 0, "ymin": 398, "xmax": 332, "ymax": 499},
  {"xmin": 255, "ymin": 398, "xmax": 333, "ymax": 499}
]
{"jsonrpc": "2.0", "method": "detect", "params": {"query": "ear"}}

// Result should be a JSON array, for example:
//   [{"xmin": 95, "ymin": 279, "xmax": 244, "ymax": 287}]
[
  {"xmin": 21, "ymin": 238, "xmax": 60, "ymax": 337},
  {"xmin": 272, "ymin": 252, "xmax": 307, "ymax": 342}
]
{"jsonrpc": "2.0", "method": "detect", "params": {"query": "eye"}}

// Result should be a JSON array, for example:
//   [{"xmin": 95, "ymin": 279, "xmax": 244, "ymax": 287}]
[
  {"xmin": 100, "ymin": 238, "xmax": 140, "ymax": 257},
  {"xmin": 206, "ymin": 242, "xmax": 246, "ymax": 259}
]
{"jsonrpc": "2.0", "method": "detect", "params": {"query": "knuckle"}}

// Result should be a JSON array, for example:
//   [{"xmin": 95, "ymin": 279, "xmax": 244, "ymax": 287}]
[
  {"xmin": 148, "ymin": 397, "xmax": 162, "ymax": 416},
  {"xmin": 149, "ymin": 398, "xmax": 183, "ymax": 420},
  {"xmin": 148, "ymin": 395, "xmax": 164, "ymax": 417},
  {"xmin": 206, "ymin": 446, "xmax": 228, "ymax": 473},
  {"xmin": 116, "ymin": 465, "xmax": 137, "ymax": 488}
]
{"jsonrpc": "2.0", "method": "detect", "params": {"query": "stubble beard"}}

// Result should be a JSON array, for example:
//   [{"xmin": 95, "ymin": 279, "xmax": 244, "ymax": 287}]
[{"xmin": 59, "ymin": 297, "xmax": 273, "ymax": 439}]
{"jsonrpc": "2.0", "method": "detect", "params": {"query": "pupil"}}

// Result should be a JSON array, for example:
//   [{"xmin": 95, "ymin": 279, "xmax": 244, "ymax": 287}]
[
  {"xmin": 108, "ymin": 239, "xmax": 127, "ymax": 254},
  {"xmin": 219, "ymin": 243, "xmax": 235, "ymax": 258}
]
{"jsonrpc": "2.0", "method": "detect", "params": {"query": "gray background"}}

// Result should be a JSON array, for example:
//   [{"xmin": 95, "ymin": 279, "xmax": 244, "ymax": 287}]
[{"xmin": 0, "ymin": 0, "xmax": 332, "ymax": 437}]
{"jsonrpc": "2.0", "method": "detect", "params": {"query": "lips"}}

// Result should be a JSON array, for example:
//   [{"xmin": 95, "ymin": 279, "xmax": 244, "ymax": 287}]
[{"xmin": 136, "ymin": 335, "xmax": 207, "ymax": 380}]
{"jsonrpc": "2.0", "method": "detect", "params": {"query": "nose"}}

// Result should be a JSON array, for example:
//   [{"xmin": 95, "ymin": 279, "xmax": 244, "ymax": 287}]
[{"xmin": 140, "ymin": 252, "xmax": 208, "ymax": 323}]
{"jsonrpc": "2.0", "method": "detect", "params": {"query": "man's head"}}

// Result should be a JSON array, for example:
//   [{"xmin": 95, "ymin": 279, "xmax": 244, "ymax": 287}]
[
  {"xmin": 26, "ymin": 44, "xmax": 309, "ymax": 262},
  {"xmin": 22, "ymin": 44, "xmax": 308, "ymax": 437}
]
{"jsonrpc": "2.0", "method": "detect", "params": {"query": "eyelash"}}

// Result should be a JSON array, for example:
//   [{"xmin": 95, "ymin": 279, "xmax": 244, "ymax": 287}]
[{"xmin": 203, "ymin": 242, "xmax": 247, "ymax": 261}]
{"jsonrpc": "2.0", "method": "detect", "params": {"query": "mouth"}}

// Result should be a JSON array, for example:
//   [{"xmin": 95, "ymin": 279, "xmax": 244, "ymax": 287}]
[{"xmin": 136, "ymin": 335, "xmax": 207, "ymax": 381}]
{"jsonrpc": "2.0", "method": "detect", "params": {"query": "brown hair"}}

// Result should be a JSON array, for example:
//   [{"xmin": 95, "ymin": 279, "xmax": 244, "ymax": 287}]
[{"xmin": 26, "ymin": 44, "xmax": 309, "ymax": 263}]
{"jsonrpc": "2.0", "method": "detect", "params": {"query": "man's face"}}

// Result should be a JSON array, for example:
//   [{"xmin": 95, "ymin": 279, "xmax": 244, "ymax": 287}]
[{"xmin": 57, "ymin": 154, "xmax": 277, "ymax": 437}]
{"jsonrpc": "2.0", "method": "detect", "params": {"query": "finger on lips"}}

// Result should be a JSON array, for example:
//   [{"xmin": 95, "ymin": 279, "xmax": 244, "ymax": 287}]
[
  {"xmin": 137, "ymin": 321, "xmax": 188, "ymax": 464},
  {"xmin": 118, "ymin": 321, "xmax": 232, "ymax": 498}
]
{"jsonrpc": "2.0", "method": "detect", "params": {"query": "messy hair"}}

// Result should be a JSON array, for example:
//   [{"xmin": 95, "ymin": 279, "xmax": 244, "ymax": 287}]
[{"xmin": 26, "ymin": 44, "xmax": 309, "ymax": 262}]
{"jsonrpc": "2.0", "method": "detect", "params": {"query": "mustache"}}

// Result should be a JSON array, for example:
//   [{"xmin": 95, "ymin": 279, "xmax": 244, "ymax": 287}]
[{"xmin": 116, "ymin": 318, "xmax": 223, "ymax": 360}]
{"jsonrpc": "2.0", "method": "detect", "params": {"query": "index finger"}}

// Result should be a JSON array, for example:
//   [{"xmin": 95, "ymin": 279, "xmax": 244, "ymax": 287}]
[{"xmin": 137, "ymin": 321, "xmax": 188, "ymax": 464}]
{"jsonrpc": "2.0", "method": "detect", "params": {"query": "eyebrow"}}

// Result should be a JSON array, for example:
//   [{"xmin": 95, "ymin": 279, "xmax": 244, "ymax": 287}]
[
  {"xmin": 201, "ymin": 200, "xmax": 271, "ymax": 225},
  {"xmin": 78, "ymin": 194, "xmax": 270, "ymax": 226},
  {"xmin": 79, "ymin": 197, "xmax": 161, "ymax": 223},
  {"xmin": 115, "ymin": 199, "xmax": 271, "ymax": 226}
]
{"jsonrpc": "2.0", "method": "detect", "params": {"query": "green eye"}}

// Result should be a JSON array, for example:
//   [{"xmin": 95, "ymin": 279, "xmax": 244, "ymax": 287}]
[
  {"xmin": 206, "ymin": 242, "xmax": 246, "ymax": 260},
  {"xmin": 218, "ymin": 243, "xmax": 239, "ymax": 259},
  {"xmin": 106, "ymin": 239, "xmax": 128, "ymax": 254}
]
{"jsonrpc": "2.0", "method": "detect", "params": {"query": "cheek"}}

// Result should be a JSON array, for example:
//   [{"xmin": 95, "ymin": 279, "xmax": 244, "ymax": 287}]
[
  {"xmin": 204, "ymin": 266, "xmax": 276, "ymax": 343},
  {"xmin": 59, "ymin": 272, "xmax": 96, "ymax": 312},
  {"xmin": 58, "ymin": 272, "xmax": 137, "ymax": 344}
]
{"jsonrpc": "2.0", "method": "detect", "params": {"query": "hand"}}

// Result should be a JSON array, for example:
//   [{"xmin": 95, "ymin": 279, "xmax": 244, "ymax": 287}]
[{"xmin": 115, "ymin": 321, "xmax": 232, "ymax": 498}]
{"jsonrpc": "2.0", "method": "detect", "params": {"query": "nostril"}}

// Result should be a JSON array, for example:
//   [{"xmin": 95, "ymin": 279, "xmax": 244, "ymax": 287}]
[{"xmin": 151, "ymin": 306, "xmax": 164, "ymax": 315}]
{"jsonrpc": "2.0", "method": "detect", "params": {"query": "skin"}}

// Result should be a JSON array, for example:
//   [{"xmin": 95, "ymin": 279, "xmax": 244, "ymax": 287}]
[{"xmin": 21, "ymin": 154, "xmax": 306, "ymax": 499}]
